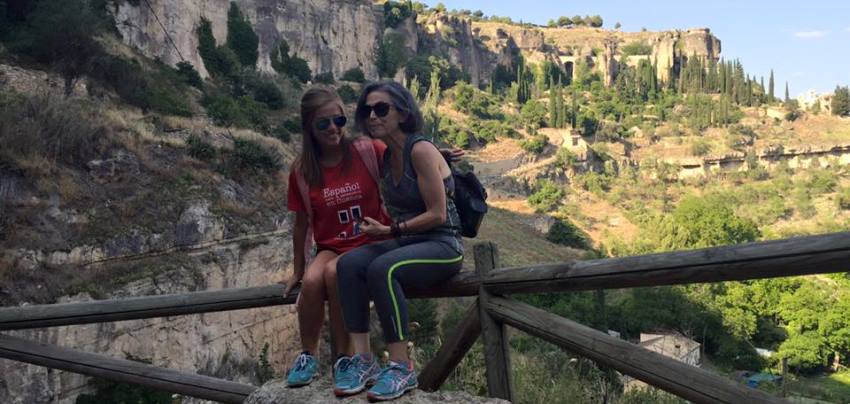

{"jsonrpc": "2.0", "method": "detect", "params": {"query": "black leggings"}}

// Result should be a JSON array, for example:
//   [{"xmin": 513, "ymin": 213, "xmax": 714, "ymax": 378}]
[{"xmin": 337, "ymin": 235, "xmax": 463, "ymax": 343}]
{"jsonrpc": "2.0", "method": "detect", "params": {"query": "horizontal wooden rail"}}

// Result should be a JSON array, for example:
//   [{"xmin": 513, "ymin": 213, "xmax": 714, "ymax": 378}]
[
  {"xmin": 4, "ymin": 232, "xmax": 850, "ymax": 331},
  {"xmin": 0, "ymin": 285, "xmax": 295, "ymax": 331},
  {"xmin": 485, "ymin": 296, "xmax": 786, "ymax": 404},
  {"xmin": 483, "ymin": 231, "xmax": 850, "ymax": 295},
  {"xmin": 0, "ymin": 334, "xmax": 256, "ymax": 403}
]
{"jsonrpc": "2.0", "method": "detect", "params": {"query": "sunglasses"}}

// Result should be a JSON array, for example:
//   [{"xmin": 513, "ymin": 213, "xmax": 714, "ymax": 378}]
[
  {"xmin": 315, "ymin": 115, "xmax": 347, "ymax": 131},
  {"xmin": 359, "ymin": 101, "xmax": 393, "ymax": 118}
]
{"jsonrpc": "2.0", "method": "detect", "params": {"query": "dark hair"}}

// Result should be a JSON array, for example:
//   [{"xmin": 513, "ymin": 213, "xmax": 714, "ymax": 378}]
[
  {"xmin": 355, "ymin": 80, "xmax": 424, "ymax": 135},
  {"xmin": 297, "ymin": 86, "xmax": 351, "ymax": 186}
]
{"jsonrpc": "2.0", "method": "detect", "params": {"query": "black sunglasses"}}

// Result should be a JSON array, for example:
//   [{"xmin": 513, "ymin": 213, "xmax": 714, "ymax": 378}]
[
  {"xmin": 359, "ymin": 102, "xmax": 393, "ymax": 118},
  {"xmin": 315, "ymin": 115, "xmax": 347, "ymax": 131}
]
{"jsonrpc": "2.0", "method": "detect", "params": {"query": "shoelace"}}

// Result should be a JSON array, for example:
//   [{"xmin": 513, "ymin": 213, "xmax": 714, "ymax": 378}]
[
  {"xmin": 335, "ymin": 357, "xmax": 352, "ymax": 374},
  {"xmin": 293, "ymin": 353, "xmax": 310, "ymax": 371},
  {"xmin": 376, "ymin": 363, "xmax": 408, "ymax": 388}
]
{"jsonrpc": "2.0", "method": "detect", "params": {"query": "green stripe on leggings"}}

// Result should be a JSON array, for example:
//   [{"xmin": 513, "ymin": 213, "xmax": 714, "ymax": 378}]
[{"xmin": 387, "ymin": 255, "xmax": 464, "ymax": 340}]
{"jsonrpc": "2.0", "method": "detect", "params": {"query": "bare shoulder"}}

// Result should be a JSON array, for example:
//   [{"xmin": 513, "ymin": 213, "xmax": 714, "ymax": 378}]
[{"xmin": 410, "ymin": 140, "xmax": 441, "ymax": 161}]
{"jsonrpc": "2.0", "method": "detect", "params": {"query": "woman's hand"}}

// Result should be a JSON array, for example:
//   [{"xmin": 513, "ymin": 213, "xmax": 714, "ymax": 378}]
[
  {"xmin": 439, "ymin": 148, "xmax": 465, "ymax": 163},
  {"xmin": 360, "ymin": 216, "xmax": 390, "ymax": 237},
  {"xmin": 282, "ymin": 271, "xmax": 303, "ymax": 297}
]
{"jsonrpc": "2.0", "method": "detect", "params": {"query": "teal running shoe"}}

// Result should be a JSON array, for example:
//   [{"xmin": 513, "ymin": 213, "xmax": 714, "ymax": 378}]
[
  {"xmin": 366, "ymin": 361, "xmax": 418, "ymax": 402},
  {"xmin": 333, "ymin": 353, "xmax": 379, "ymax": 397},
  {"xmin": 285, "ymin": 352, "xmax": 318, "ymax": 387}
]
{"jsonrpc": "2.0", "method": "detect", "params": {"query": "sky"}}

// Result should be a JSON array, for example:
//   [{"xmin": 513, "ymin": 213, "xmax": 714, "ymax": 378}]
[{"xmin": 420, "ymin": 0, "xmax": 850, "ymax": 97}]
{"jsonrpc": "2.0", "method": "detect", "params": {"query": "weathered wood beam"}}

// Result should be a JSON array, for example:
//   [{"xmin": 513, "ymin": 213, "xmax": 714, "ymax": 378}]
[
  {"xmin": 484, "ymin": 232, "xmax": 850, "ymax": 295},
  {"xmin": 0, "ymin": 334, "xmax": 256, "ymax": 403},
  {"xmin": 485, "ymin": 296, "xmax": 787, "ymax": 404},
  {"xmin": 475, "ymin": 243, "xmax": 514, "ymax": 401},
  {"xmin": 418, "ymin": 300, "xmax": 481, "ymax": 392},
  {"xmin": 0, "ymin": 284, "xmax": 295, "ymax": 331}
]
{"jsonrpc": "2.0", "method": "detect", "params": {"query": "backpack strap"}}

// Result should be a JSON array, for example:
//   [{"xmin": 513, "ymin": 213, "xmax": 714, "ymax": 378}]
[
  {"xmin": 353, "ymin": 137, "xmax": 390, "ymax": 218},
  {"xmin": 294, "ymin": 167, "xmax": 314, "ymax": 265}
]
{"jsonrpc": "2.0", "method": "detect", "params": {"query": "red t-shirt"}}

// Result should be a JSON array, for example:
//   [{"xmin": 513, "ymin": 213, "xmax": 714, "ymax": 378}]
[{"xmin": 288, "ymin": 140, "xmax": 391, "ymax": 253}]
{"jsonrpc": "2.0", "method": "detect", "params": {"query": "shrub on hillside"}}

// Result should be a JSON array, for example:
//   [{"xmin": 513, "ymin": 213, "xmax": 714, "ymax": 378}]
[
  {"xmin": 520, "ymin": 134, "xmax": 548, "ymax": 154},
  {"xmin": 528, "ymin": 180, "xmax": 565, "ymax": 212},
  {"xmin": 383, "ymin": 1, "xmax": 412, "ymax": 28},
  {"xmin": 620, "ymin": 42, "xmax": 652, "ymax": 56},
  {"xmin": 226, "ymin": 138, "xmax": 280, "ymax": 174},
  {"xmin": 690, "ymin": 138, "xmax": 712, "ymax": 156},
  {"xmin": 242, "ymin": 72, "xmax": 285, "ymax": 110},
  {"xmin": 269, "ymin": 39, "xmax": 311, "ymax": 83},
  {"xmin": 203, "ymin": 94, "xmax": 268, "ymax": 131},
  {"xmin": 555, "ymin": 148, "xmax": 578, "ymax": 170},
  {"xmin": 176, "ymin": 61, "xmax": 203, "ymax": 88},
  {"xmin": 338, "ymin": 84, "xmax": 357, "ymax": 104},
  {"xmin": 837, "ymin": 187, "xmax": 850, "ymax": 210},
  {"xmin": 0, "ymin": 92, "xmax": 109, "ymax": 171},
  {"xmin": 186, "ymin": 135, "xmax": 217, "ymax": 161},
  {"xmin": 340, "ymin": 67, "xmax": 366, "ymax": 83},
  {"xmin": 313, "ymin": 72, "xmax": 334, "ymax": 84}
]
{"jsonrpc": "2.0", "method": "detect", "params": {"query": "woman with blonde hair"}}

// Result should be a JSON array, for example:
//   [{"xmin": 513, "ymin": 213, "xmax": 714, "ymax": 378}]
[{"xmin": 283, "ymin": 86, "xmax": 390, "ymax": 387}]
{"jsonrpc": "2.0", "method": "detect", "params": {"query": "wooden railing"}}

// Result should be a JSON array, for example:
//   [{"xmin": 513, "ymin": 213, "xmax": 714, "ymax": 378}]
[{"xmin": 3, "ymin": 232, "xmax": 850, "ymax": 403}]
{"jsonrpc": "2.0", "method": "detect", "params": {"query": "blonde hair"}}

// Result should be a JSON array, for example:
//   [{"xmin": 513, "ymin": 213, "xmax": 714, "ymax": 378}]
[{"xmin": 297, "ymin": 86, "xmax": 351, "ymax": 186}]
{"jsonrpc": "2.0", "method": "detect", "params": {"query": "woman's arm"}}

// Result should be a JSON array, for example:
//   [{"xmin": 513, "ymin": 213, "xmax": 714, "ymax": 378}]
[
  {"xmin": 361, "ymin": 142, "xmax": 449, "ymax": 237},
  {"xmin": 284, "ymin": 211, "xmax": 309, "ymax": 296}
]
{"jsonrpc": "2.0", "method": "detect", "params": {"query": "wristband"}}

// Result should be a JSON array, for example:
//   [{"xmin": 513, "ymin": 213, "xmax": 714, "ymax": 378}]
[{"xmin": 391, "ymin": 221, "xmax": 401, "ymax": 238}]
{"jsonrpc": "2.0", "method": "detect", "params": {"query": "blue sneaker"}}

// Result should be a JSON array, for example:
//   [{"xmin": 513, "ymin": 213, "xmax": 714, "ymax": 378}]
[
  {"xmin": 333, "ymin": 353, "xmax": 379, "ymax": 397},
  {"xmin": 366, "ymin": 361, "xmax": 418, "ymax": 402},
  {"xmin": 286, "ymin": 352, "xmax": 318, "ymax": 387}
]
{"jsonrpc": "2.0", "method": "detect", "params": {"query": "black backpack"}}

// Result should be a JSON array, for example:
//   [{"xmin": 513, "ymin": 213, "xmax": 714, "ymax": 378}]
[{"xmin": 451, "ymin": 167, "xmax": 488, "ymax": 238}]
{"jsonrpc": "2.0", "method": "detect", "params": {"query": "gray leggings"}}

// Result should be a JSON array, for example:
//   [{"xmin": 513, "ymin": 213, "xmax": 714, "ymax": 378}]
[{"xmin": 337, "ymin": 235, "xmax": 463, "ymax": 343}]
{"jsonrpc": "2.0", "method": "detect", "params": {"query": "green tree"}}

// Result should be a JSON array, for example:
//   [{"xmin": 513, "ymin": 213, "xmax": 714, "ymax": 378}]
[
  {"xmin": 377, "ymin": 32, "xmax": 407, "ymax": 77},
  {"xmin": 784, "ymin": 81, "xmax": 790, "ymax": 104},
  {"xmin": 588, "ymin": 15, "xmax": 603, "ymax": 27},
  {"xmin": 13, "ymin": 0, "xmax": 102, "ymax": 95},
  {"xmin": 768, "ymin": 69, "xmax": 775, "ymax": 102},
  {"xmin": 270, "ymin": 39, "xmax": 311, "ymax": 82},
  {"xmin": 515, "ymin": 56, "xmax": 531, "ymax": 104},
  {"xmin": 341, "ymin": 67, "xmax": 366, "ymax": 83},
  {"xmin": 226, "ymin": 2, "xmax": 259, "ymax": 67},
  {"xmin": 197, "ymin": 18, "xmax": 240, "ymax": 80},
  {"xmin": 831, "ymin": 85, "xmax": 850, "ymax": 117},
  {"xmin": 650, "ymin": 195, "xmax": 760, "ymax": 251},
  {"xmin": 528, "ymin": 180, "xmax": 564, "ymax": 212}
]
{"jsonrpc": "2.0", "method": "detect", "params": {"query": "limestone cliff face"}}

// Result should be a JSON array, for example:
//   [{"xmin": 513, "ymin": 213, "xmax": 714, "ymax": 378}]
[
  {"xmin": 0, "ymin": 232, "xmax": 300, "ymax": 404},
  {"xmin": 114, "ymin": 0, "xmax": 382, "ymax": 79},
  {"xmin": 418, "ymin": 14, "xmax": 494, "ymax": 86}
]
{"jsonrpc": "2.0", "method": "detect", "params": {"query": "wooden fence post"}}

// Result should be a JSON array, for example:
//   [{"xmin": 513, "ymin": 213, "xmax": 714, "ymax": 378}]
[{"xmin": 475, "ymin": 242, "xmax": 514, "ymax": 401}]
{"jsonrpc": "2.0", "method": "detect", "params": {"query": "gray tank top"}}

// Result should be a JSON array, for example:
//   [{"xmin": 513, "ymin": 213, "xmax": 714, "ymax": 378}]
[{"xmin": 381, "ymin": 134, "xmax": 462, "ymax": 241}]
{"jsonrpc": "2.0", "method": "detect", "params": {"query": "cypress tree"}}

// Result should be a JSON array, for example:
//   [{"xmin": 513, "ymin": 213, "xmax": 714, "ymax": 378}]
[
  {"xmin": 768, "ymin": 69, "xmax": 775, "ymax": 102},
  {"xmin": 832, "ymin": 86, "xmax": 850, "ymax": 117},
  {"xmin": 784, "ymin": 81, "xmax": 790, "ymax": 104},
  {"xmin": 226, "ymin": 2, "xmax": 259, "ymax": 67}
]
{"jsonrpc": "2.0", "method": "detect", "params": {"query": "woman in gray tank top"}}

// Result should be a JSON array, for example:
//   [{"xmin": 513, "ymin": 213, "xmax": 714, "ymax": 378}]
[{"xmin": 333, "ymin": 81, "xmax": 464, "ymax": 401}]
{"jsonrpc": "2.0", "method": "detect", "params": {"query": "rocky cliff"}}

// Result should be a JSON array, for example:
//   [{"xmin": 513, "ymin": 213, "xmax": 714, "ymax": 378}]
[
  {"xmin": 0, "ymin": 231, "xmax": 301, "ymax": 404},
  {"xmin": 113, "ymin": 2, "xmax": 720, "ymax": 87},
  {"xmin": 114, "ymin": 0, "xmax": 383, "ymax": 79}
]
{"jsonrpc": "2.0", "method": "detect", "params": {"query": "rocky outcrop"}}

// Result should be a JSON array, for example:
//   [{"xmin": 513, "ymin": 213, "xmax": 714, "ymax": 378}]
[
  {"xmin": 0, "ymin": 231, "xmax": 301, "ymax": 404},
  {"xmin": 245, "ymin": 377, "xmax": 510, "ymax": 404},
  {"xmin": 418, "ymin": 13, "xmax": 493, "ymax": 85},
  {"xmin": 114, "ymin": 0, "xmax": 382, "ymax": 79}
]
